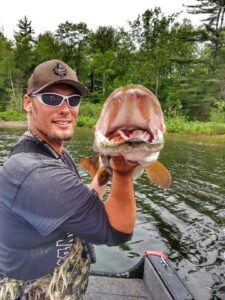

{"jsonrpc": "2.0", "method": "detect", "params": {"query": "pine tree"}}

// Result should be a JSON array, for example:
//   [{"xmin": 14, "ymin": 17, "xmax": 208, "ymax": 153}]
[
  {"xmin": 186, "ymin": 0, "xmax": 225, "ymax": 30},
  {"xmin": 185, "ymin": 1, "xmax": 225, "ymax": 108}
]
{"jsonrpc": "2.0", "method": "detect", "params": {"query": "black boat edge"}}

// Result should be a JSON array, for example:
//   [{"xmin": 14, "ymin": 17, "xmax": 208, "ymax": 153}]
[{"xmin": 85, "ymin": 250, "xmax": 195, "ymax": 300}]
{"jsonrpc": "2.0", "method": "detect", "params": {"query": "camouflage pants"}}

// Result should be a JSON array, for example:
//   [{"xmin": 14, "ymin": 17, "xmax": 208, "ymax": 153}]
[{"xmin": 0, "ymin": 239, "xmax": 90, "ymax": 300}]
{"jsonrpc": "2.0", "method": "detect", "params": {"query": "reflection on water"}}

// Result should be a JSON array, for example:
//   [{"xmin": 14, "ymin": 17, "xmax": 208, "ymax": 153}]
[{"xmin": 0, "ymin": 128, "xmax": 225, "ymax": 300}]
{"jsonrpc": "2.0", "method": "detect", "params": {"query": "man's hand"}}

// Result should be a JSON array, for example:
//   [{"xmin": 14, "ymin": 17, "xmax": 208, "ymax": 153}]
[
  {"xmin": 110, "ymin": 155, "xmax": 138, "ymax": 175},
  {"xmin": 104, "ymin": 155, "xmax": 137, "ymax": 234}
]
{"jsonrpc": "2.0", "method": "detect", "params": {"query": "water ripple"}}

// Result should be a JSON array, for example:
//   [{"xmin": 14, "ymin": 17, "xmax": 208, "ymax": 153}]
[{"xmin": 1, "ymin": 130, "xmax": 225, "ymax": 299}]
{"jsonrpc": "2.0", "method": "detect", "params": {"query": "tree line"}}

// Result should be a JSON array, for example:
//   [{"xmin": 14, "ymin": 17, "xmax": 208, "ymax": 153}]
[{"xmin": 0, "ymin": 0, "xmax": 225, "ymax": 121}]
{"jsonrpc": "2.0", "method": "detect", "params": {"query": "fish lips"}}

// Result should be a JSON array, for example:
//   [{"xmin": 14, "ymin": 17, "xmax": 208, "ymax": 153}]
[{"xmin": 93, "ymin": 132, "xmax": 164, "ymax": 160}]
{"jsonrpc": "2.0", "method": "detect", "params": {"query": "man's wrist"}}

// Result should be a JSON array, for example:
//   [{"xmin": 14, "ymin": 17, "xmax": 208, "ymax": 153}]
[{"xmin": 112, "ymin": 169, "xmax": 133, "ymax": 177}]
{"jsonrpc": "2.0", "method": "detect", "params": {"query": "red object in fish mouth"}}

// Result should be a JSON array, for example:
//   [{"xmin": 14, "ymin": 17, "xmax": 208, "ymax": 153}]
[
  {"xmin": 106, "ymin": 129, "xmax": 154, "ymax": 143},
  {"xmin": 107, "ymin": 130, "xmax": 130, "ymax": 140}
]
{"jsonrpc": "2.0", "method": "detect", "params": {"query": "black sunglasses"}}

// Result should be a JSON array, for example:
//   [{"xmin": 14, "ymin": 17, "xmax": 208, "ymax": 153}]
[{"xmin": 31, "ymin": 92, "xmax": 81, "ymax": 108}]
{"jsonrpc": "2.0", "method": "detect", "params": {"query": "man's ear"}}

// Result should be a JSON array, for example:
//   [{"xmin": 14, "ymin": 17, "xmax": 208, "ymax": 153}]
[{"xmin": 23, "ymin": 95, "xmax": 32, "ymax": 112}]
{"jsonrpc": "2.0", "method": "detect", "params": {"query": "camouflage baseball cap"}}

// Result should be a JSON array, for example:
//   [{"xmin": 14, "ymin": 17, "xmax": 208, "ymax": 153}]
[{"xmin": 27, "ymin": 59, "xmax": 88, "ymax": 96}]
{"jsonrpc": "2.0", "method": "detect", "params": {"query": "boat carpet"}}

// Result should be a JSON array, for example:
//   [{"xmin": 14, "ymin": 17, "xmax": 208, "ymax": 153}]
[{"xmin": 84, "ymin": 276, "xmax": 149, "ymax": 299}]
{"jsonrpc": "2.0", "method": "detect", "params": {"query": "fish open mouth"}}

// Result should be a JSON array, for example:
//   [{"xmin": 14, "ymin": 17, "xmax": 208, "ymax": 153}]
[
  {"xmin": 94, "ymin": 126, "xmax": 164, "ymax": 153},
  {"xmin": 93, "ymin": 127, "xmax": 164, "ymax": 163},
  {"xmin": 106, "ymin": 128, "xmax": 154, "ymax": 144},
  {"xmin": 93, "ymin": 84, "xmax": 166, "ymax": 157}
]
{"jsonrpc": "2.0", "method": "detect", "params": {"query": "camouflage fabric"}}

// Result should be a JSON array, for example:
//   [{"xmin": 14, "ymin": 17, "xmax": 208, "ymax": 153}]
[{"xmin": 0, "ymin": 238, "xmax": 90, "ymax": 300}]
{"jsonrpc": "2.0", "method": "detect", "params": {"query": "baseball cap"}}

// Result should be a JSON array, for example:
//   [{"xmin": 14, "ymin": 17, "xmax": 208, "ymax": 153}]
[{"xmin": 27, "ymin": 59, "xmax": 89, "ymax": 96}]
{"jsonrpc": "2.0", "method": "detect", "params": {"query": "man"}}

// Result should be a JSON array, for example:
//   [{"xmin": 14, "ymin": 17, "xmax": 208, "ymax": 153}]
[{"xmin": 0, "ymin": 59, "xmax": 137, "ymax": 299}]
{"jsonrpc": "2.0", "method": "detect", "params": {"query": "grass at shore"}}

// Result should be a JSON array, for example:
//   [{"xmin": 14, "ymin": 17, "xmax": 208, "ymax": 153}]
[
  {"xmin": 165, "ymin": 116, "xmax": 225, "ymax": 135},
  {"xmin": 0, "ymin": 109, "xmax": 225, "ymax": 135}
]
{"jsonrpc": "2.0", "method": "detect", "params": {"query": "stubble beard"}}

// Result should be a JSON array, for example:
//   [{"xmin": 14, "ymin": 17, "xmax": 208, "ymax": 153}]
[
  {"xmin": 31, "ymin": 119, "xmax": 75, "ymax": 145},
  {"xmin": 40, "ymin": 126, "xmax": 74, "ymax": 144},
  {"xmin": 30, "ymin": 103, "xmax": 75, "ymax": 145}
]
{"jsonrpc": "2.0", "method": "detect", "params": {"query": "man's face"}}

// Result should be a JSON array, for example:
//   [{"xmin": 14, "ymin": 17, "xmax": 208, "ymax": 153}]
[{"xmin": 24, "ymin": 84, "xmax": 80, "ymax": 147}]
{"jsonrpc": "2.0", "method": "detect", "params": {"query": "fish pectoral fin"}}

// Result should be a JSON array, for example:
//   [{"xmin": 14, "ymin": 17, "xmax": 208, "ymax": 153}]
[
  {"xmin": 79, "ymin": 154, "xmax": 111, "ymax": 185},
  {"xmin": 79, "ymin": 154, "xmax": 100, "ymax": 178},
  {"xmin": 145, "ymin": 160, "xmax": 172, "ymax": 189},
  {"xmin": 96, "ymin": 165, "xmax": 111, "ymax": 186}
]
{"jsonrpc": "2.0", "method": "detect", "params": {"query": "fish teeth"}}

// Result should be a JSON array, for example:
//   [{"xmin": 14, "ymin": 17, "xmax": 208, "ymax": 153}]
[{"xmin": 117, "ymin": 130, "xmax": 128, "ymax": 140}]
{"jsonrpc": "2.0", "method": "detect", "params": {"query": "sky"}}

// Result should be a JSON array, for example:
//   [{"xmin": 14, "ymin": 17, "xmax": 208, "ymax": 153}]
[{"xmin": 0, "ymin": 0, "xmax": 201, "ymax": 39}]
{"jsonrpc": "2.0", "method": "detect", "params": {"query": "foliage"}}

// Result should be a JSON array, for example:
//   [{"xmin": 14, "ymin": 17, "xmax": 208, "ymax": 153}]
[
  {"xmin": 0, "ymin": 110, "xmax": 26, "ymax": 121},
  {"xmin": 185, "ymin": 0, "xmax": 225, "ymax": 30},
  {"xmin": 0, "ymin": 34, "xmax": 14, "ymax": 111},
  {"xmin": 79, "ymin": 100, "xmax": 102, "ymax": 123},
  {"xmin": 166, "ymin": 117, "xmax": 225, "ymax": 135},
  {"xmin": 1, "ymin": 104, "xmax": 225, "ymax": 135},
  {"xmin": 1, "ymin": 7, "xmax": 225, "ymax": 127},
  {"xmin": 163, "ymin": 98, "xmax": 185, "ymax": 118},
  {"xmin": 209, "ymin": 100, "xmax": 225, "ymax": 122},
  {"xmin": 7, "ymin": 95, "xmax": 24, "ymax": 113},
  {"xmin": 55, "ymin": 21, "xmax": 90, "ymax": 80},
  {"xmin": 33, "ymin": 32, "xmax": 61, "ymax": 63},
  {"xmin": 77, "ymin": 115, "xmax": 96, "ymax": 127}
]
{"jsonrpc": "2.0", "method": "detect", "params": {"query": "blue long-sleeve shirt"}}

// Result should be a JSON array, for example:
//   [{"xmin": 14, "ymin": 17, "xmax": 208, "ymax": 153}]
[{"xmin": 0, "ymin": 135, "xmax": 132, "ymax": 280}]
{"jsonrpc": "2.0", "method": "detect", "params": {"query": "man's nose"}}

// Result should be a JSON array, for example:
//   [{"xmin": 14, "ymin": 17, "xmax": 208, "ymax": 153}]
[{"xmin": 59, "ymin": 99, "xmax": 70, "ymax": 111}]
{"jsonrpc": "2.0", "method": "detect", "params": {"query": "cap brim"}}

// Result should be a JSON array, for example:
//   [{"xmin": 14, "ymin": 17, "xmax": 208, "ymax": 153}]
[{"xmin": 32, "ymin": 79, "xmax": 89, "ymax": 96}]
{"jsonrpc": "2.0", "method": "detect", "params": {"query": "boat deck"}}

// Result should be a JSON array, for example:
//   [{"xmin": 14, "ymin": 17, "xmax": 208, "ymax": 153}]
[
  {"xmin": 84, "ymin": 255, "xmax": 176, "ymax": 300},
  {"xmin": 85, "ymin": 276, "xmax": 149, "ymax": 299}
]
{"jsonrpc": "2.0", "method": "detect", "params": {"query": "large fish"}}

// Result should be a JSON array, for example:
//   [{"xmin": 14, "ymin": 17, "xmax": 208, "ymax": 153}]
[{"xmin": 80, "ymin": 84, "xmax": 172, "ymax": 189}]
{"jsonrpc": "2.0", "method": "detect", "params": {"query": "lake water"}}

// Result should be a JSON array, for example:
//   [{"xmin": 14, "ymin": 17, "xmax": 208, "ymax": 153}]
[{"xmin": 0, "ymin": 127, "xmax": 225, "ymax": 300}]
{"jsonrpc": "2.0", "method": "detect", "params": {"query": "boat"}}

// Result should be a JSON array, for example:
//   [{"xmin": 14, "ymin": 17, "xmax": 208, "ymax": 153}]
[{"xmin": 84, "ymin": 250, "xmax": 195, "ymax": 300}]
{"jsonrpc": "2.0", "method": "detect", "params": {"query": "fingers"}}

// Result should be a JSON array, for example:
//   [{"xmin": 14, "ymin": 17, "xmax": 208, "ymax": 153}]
[
  {"xmin": 124, "ymin": 159, "xmax": 138, "ymax": 166},
  {"xmin": 110, "ymin": 155, "xmax": 138, "ymax": 175}
]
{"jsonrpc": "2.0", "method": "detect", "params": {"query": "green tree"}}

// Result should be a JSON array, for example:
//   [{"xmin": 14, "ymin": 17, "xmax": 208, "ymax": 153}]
[
  {"xmin": 55, "ymin": 21, "xmax": 90, "ymax": 81},
  {"xmin": 11, "ymin": 16, "xmax": 35, "ymax": 111},
  {"xmin": 185, "ymin": 0, "xmax": 225, "ymax": 119},
  {"xmin": 89, "ymin": 26, "xmax": 120, "ymax": 53},
  {"xmin": 162, "ymin": 21, "xmax": 210, "ymax": 119},
  {"xmin": 186, "ymin": 0, "xmax": 225, "ymax": 30},
  {"xmin": 109, "ymin": 28, "xmax": 136, "ymax": 89},
  {"xmin": 0, "ymin": 32, "xmax": 14, "ymax": 111},
  {"xmin": 128, "ymin": 8, "xmax": 183, "ymax": 96},
  {"xmin": 186, "ymin": 0, "xmax": 225, "ymax": 69},
  {"xmin": 87, "ymin": 26, "xmax": 124, "ymax": 99},
  {"xmin": 33, "ymin": 31, "xmax": 61, "ymax": 63},
  {"xmin": 14, "ymin": 16, "xmax": 35, "ymax": 76}
]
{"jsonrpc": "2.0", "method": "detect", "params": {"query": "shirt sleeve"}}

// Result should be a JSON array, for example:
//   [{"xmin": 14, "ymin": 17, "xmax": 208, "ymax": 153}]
[
  {"xmin": 59, "ymin": 197, "xmax": 132, "ymax": 246},
  {"xmin": 12, "ymin": 161, "xmax": 132, "ymax": 246}
]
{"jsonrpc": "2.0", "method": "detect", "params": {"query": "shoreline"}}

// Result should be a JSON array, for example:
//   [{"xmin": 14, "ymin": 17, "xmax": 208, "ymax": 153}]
[
  {"xmin": 0, "ymin": 120, "xmax": 27, "ymax": 128},
  {"xmin": 0, "ymin": 120, "xmax": 225, "ymax": 137}
]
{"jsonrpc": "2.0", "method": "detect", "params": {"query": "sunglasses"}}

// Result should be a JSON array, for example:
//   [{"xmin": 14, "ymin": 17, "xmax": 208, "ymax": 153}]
[{"xmin": 31, "ymin": 92, "xmax": 81, "ymax": 108}]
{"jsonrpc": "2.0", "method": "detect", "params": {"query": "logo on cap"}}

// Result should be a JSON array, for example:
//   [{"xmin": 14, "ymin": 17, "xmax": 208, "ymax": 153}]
[{"xmin": 53, "ymin": 63, "xmax": 67, "ymax": 77}]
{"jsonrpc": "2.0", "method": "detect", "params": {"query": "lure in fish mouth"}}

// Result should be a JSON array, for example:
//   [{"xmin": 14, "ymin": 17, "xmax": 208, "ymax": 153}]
[{"xmin": 80, "ymin": 84, "xmax": 172, "ymax": 189}]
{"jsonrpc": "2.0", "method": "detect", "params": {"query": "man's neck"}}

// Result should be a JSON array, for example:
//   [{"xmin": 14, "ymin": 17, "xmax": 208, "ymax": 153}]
[{"xmin": 28, "ymin": 128, "xmax": 64, "ymax": 155}]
